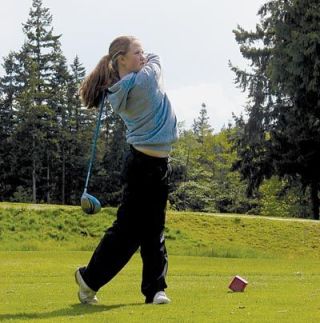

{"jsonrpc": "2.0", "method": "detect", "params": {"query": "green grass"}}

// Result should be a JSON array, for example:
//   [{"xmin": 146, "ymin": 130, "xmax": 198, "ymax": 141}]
[
  {"xmin": 1, "ymin": 252, "xmax": 320, "ymax": 322},
  {"xmin": 1, "ymin": 202, "xmax": 320, "ymax": 259},
  {"xmin": 1, "ymin": 202, "xmax": 320, "ymax": 322}
]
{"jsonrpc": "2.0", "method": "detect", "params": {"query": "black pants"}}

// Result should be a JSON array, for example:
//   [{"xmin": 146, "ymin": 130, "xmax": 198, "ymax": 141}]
[{"xmin": 81, "ymin": 145, "xmax": 170, "ymax": 302}]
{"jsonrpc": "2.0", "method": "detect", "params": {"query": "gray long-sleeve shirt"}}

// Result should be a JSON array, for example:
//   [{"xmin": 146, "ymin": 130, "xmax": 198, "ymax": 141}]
[{"xmin": 107, "ymin": 53, "xmax": 178, "ymax": 152}]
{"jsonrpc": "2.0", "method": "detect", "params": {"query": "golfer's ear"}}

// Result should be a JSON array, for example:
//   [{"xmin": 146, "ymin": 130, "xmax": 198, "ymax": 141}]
[{"xmin": 118, "ymin": 55, "xmax": 126, "ymax": 65}]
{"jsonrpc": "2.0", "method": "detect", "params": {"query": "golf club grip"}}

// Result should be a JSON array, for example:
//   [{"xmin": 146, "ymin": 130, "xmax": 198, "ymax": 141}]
[{"xmin": 84, "ymin": 91, "xmax": 107, "ymax": 191}]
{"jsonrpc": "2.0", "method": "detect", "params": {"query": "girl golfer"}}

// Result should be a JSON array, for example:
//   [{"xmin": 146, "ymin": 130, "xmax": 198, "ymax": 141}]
[{"xmin": 75, "ymin": 35, "xmax": 178, "ymax": 305}]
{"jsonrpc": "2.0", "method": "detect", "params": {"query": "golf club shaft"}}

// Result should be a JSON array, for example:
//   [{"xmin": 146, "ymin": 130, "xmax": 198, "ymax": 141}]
[{"xmin": 84, "ymin": 91, "xmax": 106, "ymax": 192}]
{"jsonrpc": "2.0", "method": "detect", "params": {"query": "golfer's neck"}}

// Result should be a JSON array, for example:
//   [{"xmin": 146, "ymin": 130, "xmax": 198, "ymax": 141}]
[{"xmin": 119, "ymin": 67, "xmax": 130, "ymax": 79}]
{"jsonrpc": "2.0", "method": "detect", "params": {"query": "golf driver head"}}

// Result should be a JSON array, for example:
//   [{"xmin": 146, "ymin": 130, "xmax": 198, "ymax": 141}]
[{"xmin": 81, "ymin": 192, "xmax": 101, "ymax": 214}]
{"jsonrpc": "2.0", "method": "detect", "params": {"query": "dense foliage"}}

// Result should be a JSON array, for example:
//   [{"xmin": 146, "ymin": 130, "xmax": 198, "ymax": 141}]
[
  {"xmin": 0, "ymin": 0, "xmax": 317, "ymax": 219},
  {"xmin": 230, "ymin": 0, "xmax": 320, "ymax": 219}
]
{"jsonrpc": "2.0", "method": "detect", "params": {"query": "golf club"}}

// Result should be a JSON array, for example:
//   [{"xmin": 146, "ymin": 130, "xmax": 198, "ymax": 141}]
[{"xmin": 81, "ymin": 91, "xmax": 107, "ymax": 214}]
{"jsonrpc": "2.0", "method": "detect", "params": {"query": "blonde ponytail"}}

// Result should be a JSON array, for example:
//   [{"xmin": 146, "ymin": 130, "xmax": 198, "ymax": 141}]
[
  {"xmin": 79, "ymin": 35, "xmax": 137, "ymax": 108},
  {"xmin": 79, "ymin": 54, "xmax": 118, "ymax": 108}
]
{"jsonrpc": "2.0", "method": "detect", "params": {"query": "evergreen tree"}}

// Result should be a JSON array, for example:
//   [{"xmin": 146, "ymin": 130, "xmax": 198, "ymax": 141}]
[
  {"xmin": 69, "ymin": 56, "xmax": 86, "ymax": 132},
  {"xmin": 65, "ymin": 56, "xmax": 90, "ymax": 204},
  {"xmin": 192, "ymin": 103, "xmax": 213, "ymax": 144},
  {"xmin": 0, "ymin": 0, "xmax": 95, "ymax": 205},
  {"xmin": 14, "ymin": 0, "xmax": 69, "ymax": 203},
  {"xmin": 0, "ymin": 53, "xmax": 19, "ymax": 199},
  {"xmin": 230, "ymin": 0, "xmax": 320, "ymax": 219},
  {"xmin": 100, "ymin": 104, "xmax": 128, "ymax": 206},
  {"xmin": 49, "ymin": 49, "xmax": 70, "ymax": 203}
]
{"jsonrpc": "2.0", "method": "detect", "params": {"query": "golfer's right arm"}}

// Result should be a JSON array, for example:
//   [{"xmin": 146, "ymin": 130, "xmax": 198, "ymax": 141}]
[{"xmin": 137, "ymin": 53, "xmax": 162, "ymax": 84}]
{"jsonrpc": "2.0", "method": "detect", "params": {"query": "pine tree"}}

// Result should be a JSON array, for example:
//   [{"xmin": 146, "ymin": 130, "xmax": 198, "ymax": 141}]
[
  {"xmin": 100, "ymin": 105, "xmax": 128, "ymax": 206},
  {"xmin": 230, "ymin": 0, "xmax": 320, "ymax": 219},
  {"xmin": 65, "ymin": 56, "xmax": 93, "ymax": 204},
  {"xmin": 69, "ymin": 56, "xmax": 86, "ymax": 131},
  {"xmin": 13, "ymin": 0, "xmax": 68, "ymax": 203},
  {"xmin": 0, "ymin": 53, "xmax": 19, "ymax": 199},
  {"xmin": 192, "ymin": 103, "xmax": 213, "ymax": 144},
  {"xmin": 49, "ymin": 49, "xmax": 70, "ymax": 203},
  {"xmin": 0, "ymin": 0, "xmax": 95, "ymax": 205}
]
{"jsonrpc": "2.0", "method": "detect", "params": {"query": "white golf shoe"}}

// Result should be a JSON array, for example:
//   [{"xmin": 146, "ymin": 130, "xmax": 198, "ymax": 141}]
[
  {"xmin": 75, "ymin": 268, "xmax": 98, "ymax": 304},
  {"xmin": 152, "ymin": 291, "xmax": 171, "ymax": 304}
]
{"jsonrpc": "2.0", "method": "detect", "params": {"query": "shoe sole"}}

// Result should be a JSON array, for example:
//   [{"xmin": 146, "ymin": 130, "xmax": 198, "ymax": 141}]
[{"xmin": 153, "ymin": 299, "xmax": 171, "ymax": 304}]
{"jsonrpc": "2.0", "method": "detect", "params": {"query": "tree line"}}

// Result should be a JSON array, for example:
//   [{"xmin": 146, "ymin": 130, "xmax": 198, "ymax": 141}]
[
  {"xmin": 0, "ymin": 0, "xmax": 319, "ymax": 219},
  {"xmin": 0, "ymin": 0, "xmax": 120, "ymax": 205},
  {"xmin": 229, "ymin": 0, "xmax": 320, "ymax": 219}
]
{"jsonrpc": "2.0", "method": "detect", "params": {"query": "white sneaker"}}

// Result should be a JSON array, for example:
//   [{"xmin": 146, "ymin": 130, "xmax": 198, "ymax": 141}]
[
  {"xmin": 153, "ymin": 291, "xmax": 171, "ymax": 304},
  {"xmin": 75, "ymin": 268, "xmax": 98, "ymax": 304}
]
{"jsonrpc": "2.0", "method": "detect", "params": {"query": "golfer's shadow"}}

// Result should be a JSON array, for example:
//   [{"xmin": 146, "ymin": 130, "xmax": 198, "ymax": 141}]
[{"xmin": 0, "ymin": 303, "xmax": 144, "ymax": 321}]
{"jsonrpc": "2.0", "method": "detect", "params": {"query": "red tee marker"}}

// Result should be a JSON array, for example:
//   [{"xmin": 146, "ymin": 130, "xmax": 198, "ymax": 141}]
[{"xmin": 229, "ymin": 275, "xmax": 248, "ymax": 292}]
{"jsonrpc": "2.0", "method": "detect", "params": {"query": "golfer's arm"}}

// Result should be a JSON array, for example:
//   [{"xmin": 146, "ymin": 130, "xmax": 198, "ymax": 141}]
[{"xmin": 144, "ymin": 53, "xmax": 161, "ymax": 81}]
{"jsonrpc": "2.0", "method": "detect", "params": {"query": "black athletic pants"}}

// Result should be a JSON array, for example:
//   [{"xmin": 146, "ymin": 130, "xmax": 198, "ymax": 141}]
[{"xmin": 81, "ymin": 145, "xmax": 170, "ymax": 302}]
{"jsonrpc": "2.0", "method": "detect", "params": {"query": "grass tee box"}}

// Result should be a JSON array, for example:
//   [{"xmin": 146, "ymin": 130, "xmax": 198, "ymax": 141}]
[
  {"xmin": 1, "ymin": 203, "xmax": 320, "ymax": 322},
  {"xmin": 1, "ymin": 252, "xmax": 320, "ymax": 323}
]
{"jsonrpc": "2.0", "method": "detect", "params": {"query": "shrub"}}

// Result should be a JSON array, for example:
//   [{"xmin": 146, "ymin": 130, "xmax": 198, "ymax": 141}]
[
  {"xmin": 9, "ymin": 186, "xmax": 32, "ymax": 203},
  {"xmin": 169, "ymin": 181, "xmax": 216, "ymax": 212}
]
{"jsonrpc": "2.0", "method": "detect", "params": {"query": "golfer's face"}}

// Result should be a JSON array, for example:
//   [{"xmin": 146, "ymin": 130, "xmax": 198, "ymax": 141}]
[{"xmin": 123, "ymin": 41, "xmax": 146, "ymax": 73}]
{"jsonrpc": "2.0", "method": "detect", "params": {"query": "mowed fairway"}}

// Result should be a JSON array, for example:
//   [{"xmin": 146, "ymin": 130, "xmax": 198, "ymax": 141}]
[{"xmin": 1, "ymin": 251, "xmax": 320, "ymax": 323}]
